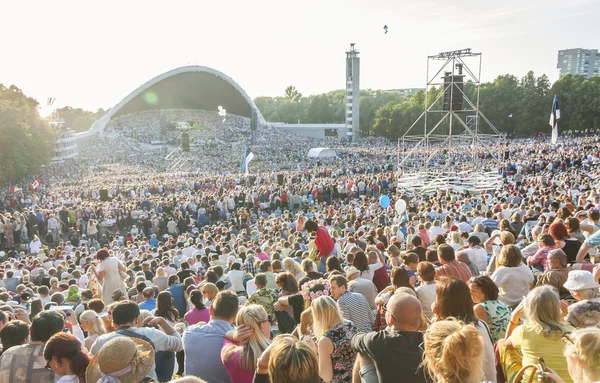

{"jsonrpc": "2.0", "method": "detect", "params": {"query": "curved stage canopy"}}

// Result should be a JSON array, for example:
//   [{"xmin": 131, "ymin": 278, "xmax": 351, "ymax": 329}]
[
  {"xmin": 308, "ymin": 148, "xmax": 338, "ymax": 158},
  {"xmin": 89, "ymin": 66, "xmax": 266, "ymax": 134}
]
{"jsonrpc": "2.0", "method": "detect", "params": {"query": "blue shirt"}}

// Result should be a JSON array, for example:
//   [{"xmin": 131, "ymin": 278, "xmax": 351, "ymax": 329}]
[
  {"xmin": 183, "ymin": 319, "xmax": 234, "ymax": 383},
  {"xmin": 139, "ymin": 298, "xmax": 156, "ymax": 311}
]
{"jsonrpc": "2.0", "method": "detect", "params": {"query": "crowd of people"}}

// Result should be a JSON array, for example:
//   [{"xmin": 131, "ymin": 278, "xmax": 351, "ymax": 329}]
[{"xmin": 0, "ymin": 124, "xmax": 599, "ymax": 383}]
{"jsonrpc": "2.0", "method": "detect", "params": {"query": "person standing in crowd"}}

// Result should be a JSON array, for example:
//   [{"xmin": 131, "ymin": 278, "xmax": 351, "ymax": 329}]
[
  {"xmin": 90, "ymin": 249, "xmax": 127, "ymax": 305},
  {"xmin": 305, "ymin": 221, "xmax": 335, "ymax": 274}
]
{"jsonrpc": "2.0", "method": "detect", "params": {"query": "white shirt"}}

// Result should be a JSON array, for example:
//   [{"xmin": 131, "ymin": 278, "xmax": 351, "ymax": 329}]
[
  {"xmin": 228, "ymin": 270, "xmax": 246, "ymax": 292},
  {"xmin": 491, "ymin": 264, "xmax": 534, "ymax": 307},
  {"xmin": 416, "ymin": 282, "xmax": 437, "ymax": 319},
  {"xmin": 462, "ymin": 247, "xmax": 489, "ymax": 272}
]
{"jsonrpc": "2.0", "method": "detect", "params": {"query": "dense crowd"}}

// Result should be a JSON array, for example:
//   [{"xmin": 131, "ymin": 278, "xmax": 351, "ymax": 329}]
[{"xmin": 0, "ymin": 127, "xmax": 600, "ymax": 383}]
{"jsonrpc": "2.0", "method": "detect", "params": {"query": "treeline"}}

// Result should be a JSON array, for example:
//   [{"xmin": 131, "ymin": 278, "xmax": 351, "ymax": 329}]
[
  {"xmin": 0, "ymin": 85, "xmax": 54, "ymax": 183},
  {"xmin": 254, "ymin": 72, "xmax": 600, "ymax": 139},
  {"xmin": 51, "ymin": 106, "xmax": 107, "ymax": 133}
]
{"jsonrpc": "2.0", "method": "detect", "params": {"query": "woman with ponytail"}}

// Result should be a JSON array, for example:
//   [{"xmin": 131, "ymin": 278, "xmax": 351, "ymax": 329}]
[
  {"xmin": 422, "ymin": 319, "xmax": 485, "ymax": 383},
  {"xmin": 43, "ymin": 332, "xmax": 91, "ymax": 383}
]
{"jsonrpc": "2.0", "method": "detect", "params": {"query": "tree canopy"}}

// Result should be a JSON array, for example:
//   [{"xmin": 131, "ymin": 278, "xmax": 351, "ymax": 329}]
[
  {"xmin": 51, "ymin": 106, "xmax": 107, "ymax": 133},
  {"xmin": 254, "ymin": 73, "xmax": 600, "ymax": 139},
  {"xmin": 0, "ymin": 84, "xmax": 54, "ymax": 183}
]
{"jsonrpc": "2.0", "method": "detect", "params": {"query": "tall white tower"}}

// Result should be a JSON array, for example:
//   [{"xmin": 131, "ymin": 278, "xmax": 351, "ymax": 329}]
[{"xmin": 345, "ymin": 43, "xmax": 360, "ymax": 142}]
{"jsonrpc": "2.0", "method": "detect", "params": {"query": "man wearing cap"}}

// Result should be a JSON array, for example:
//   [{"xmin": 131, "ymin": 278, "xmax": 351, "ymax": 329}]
[{"xmin": 347, "ymin": 266, "xmax": 378, "ymax": 311}]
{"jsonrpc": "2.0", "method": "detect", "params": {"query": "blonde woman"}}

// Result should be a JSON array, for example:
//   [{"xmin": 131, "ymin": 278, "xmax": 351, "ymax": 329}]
[
  {"xmin": 283, "ymin": 258, "xmax": 305, "ymax": 281},
  {"xmin": 153, "ymin": 267, "xmax": 169, "ymax": 291},
  {"xmin": 308, "ymin": 296, "xmax": 357, "ymax": 383},
  {"xmin": 79, "ymin": 310, "xmax": 106, "ymax": 351},
  {"xmin": 422, "ymin": 319, "xmax": 485, "ymax": 383},
  {"xmin": 254, "ymin": 335, "xmax": 319, "ymax": 383},
  {"xmin": 500, "ymin": 286, "xmax": 574, "ymax": 383},
  {"xmin": 447, "ymin": 231, "xmax": 462, "ymax": 251},
  {"xmin": 221, "ymin": 305, "xmax": 272, "ymax": 383},
  {"xmin": 202, "ymin": 283, "xmax": 218, "ymax": 307}
]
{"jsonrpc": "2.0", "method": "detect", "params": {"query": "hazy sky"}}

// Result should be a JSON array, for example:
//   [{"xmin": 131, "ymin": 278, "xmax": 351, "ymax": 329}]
[{"xmin": 1, "ymin": 0, "xmax": 598, "ymax": 113}]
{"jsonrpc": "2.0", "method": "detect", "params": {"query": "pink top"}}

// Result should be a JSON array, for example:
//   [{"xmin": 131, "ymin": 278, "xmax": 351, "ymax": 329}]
[
  {"xmin": 256, "ymin": 252, "xmax": 269, "ymax": 261},
  {"xmin": 221, "ymin": 340, "xmax": 255, "ymax": 383},
  {"xmin": 184, "ymin": 307, "xmax": 210, "ymax": 326}
]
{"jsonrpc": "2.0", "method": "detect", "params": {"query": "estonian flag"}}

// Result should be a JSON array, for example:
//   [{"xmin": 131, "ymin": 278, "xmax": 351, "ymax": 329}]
[
  {"xmin": 549, "ymin": 95, "xmax": 560, "ymax": 144},
  {"xmin": 241, "ymin": 145, "xmax": 255, "ymax": 176}
]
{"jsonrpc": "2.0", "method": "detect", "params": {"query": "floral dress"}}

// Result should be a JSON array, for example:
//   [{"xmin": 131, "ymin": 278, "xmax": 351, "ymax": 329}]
[
  {"xmin": 481, "ymin": 299, "xmax": 511, "ymax": 343},
  {"xmin": 323, "ymin": 320, "xmax": 357, "ymax": 383}
]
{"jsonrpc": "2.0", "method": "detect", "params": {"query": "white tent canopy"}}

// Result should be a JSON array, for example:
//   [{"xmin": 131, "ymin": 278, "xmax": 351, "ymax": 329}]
[{"xmin": 307, "ymin": 148, "xmax": 338, "ymax": 158}]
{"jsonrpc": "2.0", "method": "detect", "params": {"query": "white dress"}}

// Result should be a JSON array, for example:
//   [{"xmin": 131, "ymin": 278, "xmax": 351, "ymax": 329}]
[{"xmin": 97, "ymin": 257, "xmax": 127, "ymax": 305}]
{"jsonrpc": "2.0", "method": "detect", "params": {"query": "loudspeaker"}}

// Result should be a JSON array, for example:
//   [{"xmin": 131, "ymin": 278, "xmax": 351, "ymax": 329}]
[
  {"xmin": 277, "ymin": 174, "xmax": 284, "ymax": 185},
  {"xmin": 181, "ymin": 132, "xmax": 190, "ymax": 152},
  {"xmin": 443, "ymin": 75, "xmax": 464, "ymax": 111},
  {"xmin": 504, "ymin": 150, "xmax": 510, "ymax": 160},
  {"xmin": 100, "ymin": 189, "xmax": 109, "ymax": 202}
]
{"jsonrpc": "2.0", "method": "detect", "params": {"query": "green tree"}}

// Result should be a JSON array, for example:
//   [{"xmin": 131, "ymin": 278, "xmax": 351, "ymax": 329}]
[
  {"xmin": 284, "ymin": 86, "xmax": 302, "ymax": 102},
  {"xmin": 0, "ymin": 84, "xmax": 54, "ymax": 182},
  {"xmin": 51, "ymin": 106, "xmax": 106, "ymax": 132}
]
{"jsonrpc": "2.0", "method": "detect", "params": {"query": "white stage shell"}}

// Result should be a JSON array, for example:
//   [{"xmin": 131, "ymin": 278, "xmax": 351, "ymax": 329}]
[{"xmin": 308, "ymin": 148, "xmax": 338, "ymax": 158}]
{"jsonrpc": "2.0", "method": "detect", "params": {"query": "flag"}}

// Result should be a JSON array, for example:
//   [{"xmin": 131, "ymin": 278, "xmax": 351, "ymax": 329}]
[
  {"xmin": 549, "ymin": 95, "xmax": 560, "ymax": 144},
  {"xmin": 241, "ymin": 145, "xmax": 255, "ymax": 176},
  {"xmin": 8, "ymin": 186, "xmax": 22, "ymax": 194},
  {"xmin": 30, "ymin": 178, "xmax": 41, "ymax": 190}
]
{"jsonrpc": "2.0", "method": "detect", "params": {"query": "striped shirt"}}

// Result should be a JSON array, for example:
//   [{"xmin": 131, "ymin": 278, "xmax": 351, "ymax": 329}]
[
  {"xmin": 436, "ymin": 260, "xmax": 472, "ymax": 282},
  {"xmin": 337, "ymin": 291, "xmax": 374, "ymax": 333}
]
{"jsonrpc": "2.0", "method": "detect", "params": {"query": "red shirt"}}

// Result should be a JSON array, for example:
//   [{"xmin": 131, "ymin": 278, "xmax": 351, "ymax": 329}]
[
  {"xmin": 372, "ymin": 264, "xmax": 390, "ymax": 292},
  {"xmin": 315, "ymin": 226, "xmax": 335, "ymax": 257}
]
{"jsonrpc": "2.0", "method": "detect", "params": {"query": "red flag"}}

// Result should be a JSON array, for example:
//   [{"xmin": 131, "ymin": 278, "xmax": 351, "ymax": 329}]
[
  {"xmin": 9, "ymin": 186, "xmax": 22, "ymax": 193},
  {"xmin": 30, "ymin": 178, "xmax": 40, "ymax": 190}
]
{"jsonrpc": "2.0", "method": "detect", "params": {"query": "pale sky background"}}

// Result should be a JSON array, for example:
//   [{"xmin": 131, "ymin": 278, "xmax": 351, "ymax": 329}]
[{"xmin": 1, "ymin": 0, "xmax": 598, "ymax": 114}]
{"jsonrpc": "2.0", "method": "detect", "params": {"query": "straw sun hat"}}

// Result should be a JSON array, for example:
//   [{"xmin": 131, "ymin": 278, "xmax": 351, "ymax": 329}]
[{"xmin": 86, "ymin": 337, "xmax": 154, "ymax": 383}]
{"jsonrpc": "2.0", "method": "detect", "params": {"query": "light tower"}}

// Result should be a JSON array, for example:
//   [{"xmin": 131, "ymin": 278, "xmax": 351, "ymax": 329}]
[{"xmin": 345, "ymin": 43, "xmax": 360, "ymax": 142}]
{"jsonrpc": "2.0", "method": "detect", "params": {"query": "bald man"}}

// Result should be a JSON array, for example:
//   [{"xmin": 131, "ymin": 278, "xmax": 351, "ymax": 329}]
[{"xmin": 350, "ymin": 293, "xmax": 429, "ymax": 383}]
